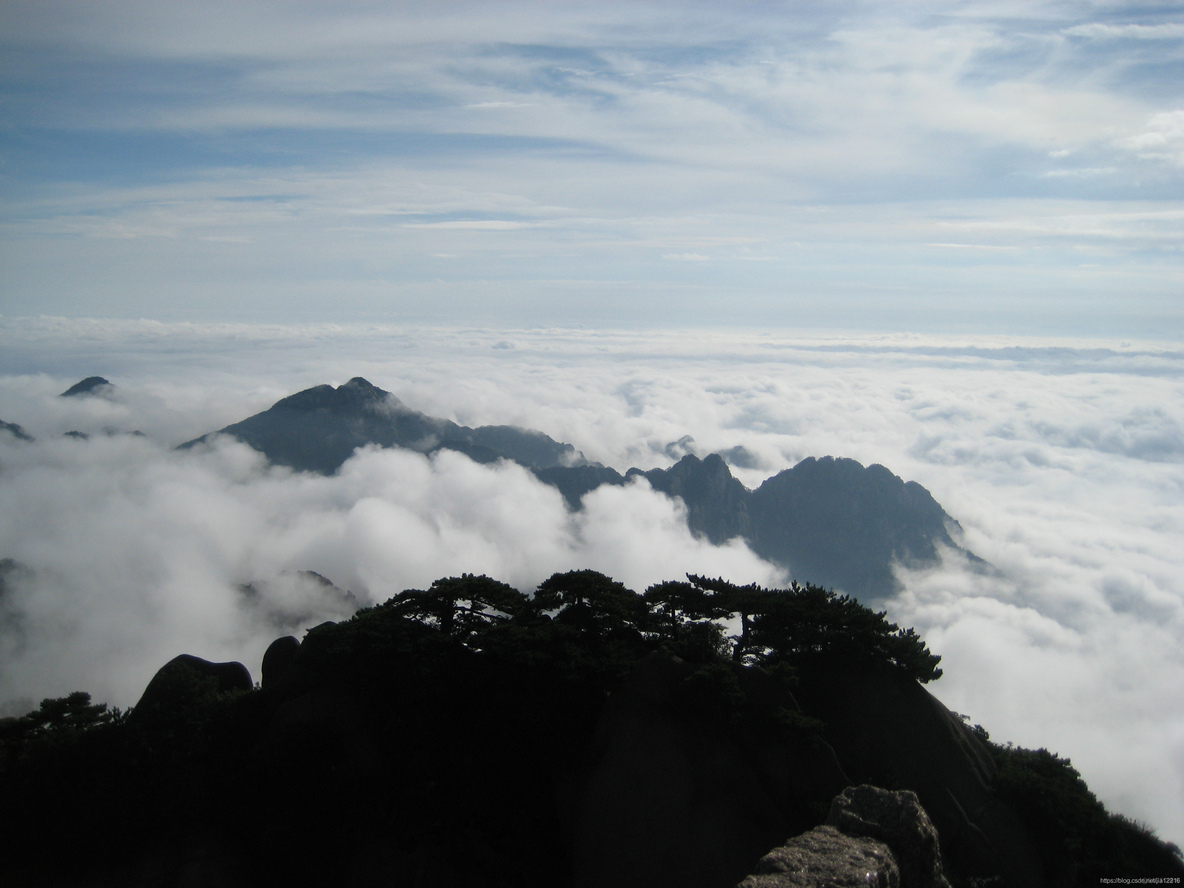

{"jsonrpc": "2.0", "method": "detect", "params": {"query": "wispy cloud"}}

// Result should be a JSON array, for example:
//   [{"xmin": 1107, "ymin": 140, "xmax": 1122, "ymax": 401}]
[
  {"xmin": 402, "ymin": 220, "xmax": 545, "ymax": 230},
  {"xmin": 0, "ymin": 3, "xmax": 1181, "ymax": 329},
  {"xmin": 1120, "ymin": 110, "xmax": 1184, "ymax": 166},
  {"xmin": 466, "ymin": 101, "xmax": 538, "ymax": 109},
  {"xmin": 1064, "ymin": 22, "xmax": 1184, "ymax": 41}
]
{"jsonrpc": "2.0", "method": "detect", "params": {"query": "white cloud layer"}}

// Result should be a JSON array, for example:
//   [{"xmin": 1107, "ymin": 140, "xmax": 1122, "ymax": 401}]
[
  {"xmin": 1, "ymin": 319, "xmax": 1182, "ymax": 846},
  {"xmin": 0, "ymin": 433, "xmax": 782, "ymax": 707}
]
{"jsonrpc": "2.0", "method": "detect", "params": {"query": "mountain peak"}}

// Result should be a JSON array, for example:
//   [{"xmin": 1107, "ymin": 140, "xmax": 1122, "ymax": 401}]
[
  {"xmin": 185, "ymin": 377, "xmax": 578, "ymax": 475},
  {"xmin": 270, "ymin": 378, "xmax": 393, "ymax": 414},
  {"xmin": 748, "ymin": 456, "xmax": 961, "ymax": 599},
  {"xmin": 60, "ymin": 377, "xmax": 113, "ymax": 398}
]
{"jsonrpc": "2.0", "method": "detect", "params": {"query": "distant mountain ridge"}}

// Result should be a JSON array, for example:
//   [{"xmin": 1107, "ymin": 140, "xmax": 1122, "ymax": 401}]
[
  {"xmin": 183, "ymin": 376, "xmax": 972, "ymax": 599},
  {"xmin": 181, "ymin": 377, "xmax": 584, "ymax": 474},
  {"xmin": 539, "ymin": 452, "xmax": 967, "ymax": 599}
]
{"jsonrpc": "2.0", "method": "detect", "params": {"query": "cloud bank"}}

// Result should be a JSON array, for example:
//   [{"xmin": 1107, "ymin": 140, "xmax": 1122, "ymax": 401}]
[
  {"xmin": 1, "ymin": 319, "xmax": 1182, "ymax": 847},
  {"xmin": 0, "ymin": 417, "xmax": 782, "ymax": 710}
]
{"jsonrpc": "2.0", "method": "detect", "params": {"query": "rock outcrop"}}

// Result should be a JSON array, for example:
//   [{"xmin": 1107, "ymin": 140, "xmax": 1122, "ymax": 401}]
[
  {"xmin": 793, "ymin": 662, "xmax": 1044, "ymax": 887},
  {"xmin": 566, "ymin": 651, "xmax": 849, "ymax": 888},
  {"xmin": 261, "ymin": 635, "xmax": 301, "ymax": 691},
  {"xmin": 826, "ymin": 786, "xmax": 949, "ymax": 888},
  {"xmin": 738, "ymin": 785, "xmax": 949, "ymax": 888},
  {"xmin": 739, "ymin": 825, "xmax": 899, "ymax": 888},
  {"xmin": 130, "ymin": 654, "xmax": 252, "ymax": 724}
]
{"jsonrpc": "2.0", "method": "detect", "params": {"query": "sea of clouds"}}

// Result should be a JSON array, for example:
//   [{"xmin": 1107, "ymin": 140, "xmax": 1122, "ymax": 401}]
[{"xmin": 1, "ymin": 317, "xmax": 1182, "ymax": 845}]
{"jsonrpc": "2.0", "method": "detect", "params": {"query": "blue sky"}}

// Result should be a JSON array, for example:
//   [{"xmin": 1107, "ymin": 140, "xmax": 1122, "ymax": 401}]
[{"xmin": 1, "ymin": 1, "xmax": 1183, "ymax": 334}]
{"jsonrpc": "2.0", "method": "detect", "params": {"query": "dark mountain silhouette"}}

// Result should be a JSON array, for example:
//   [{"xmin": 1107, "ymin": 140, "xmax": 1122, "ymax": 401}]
[
  {"xmin": 2, "ymin": 571, "xmax": 1179, "ymax": 887},
  {"xmin": 60, "ymin": 376, "xmax": 114, "ymax": 397},
  {"xmin": 180, "ymin": 377, "xmax": 584, "ymax": 474},
  {"xmin": 181, "ymin": 377, "xmax": 973, "ymax": 600},
  {"xmin": 630, "ymin": 452, "xmax": 753, "ymax": 544},
  {"xmin": 747, "ymin": 456, "xmax": 970, "ymax": 599},
  {"xmin": 642, "ymin": 454, "xmax": 967, "ymax": 598},
  {"xmin": 536, "ymin": 463, "xmax": 629, "ymax": 507},
  {"xmin": 541, "ymin": 453, "xmax": 965, "ymax": 599},
  {"xmin": 65, "ymin": 429, "xmax": 147, "ymax": 441},
  {"xmin": 0, "ymin": 419, "xmax": 33, "ymax": 441}
]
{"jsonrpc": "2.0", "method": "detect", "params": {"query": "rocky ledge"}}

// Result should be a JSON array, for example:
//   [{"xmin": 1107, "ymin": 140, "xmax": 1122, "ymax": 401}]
[{"xmin": 740, "ymin": 785, "xmax": 949, "ymax": 888}]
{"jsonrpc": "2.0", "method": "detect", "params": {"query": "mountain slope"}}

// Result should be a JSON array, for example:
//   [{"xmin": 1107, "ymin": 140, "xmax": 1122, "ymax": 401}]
[
  {"xmin": 181, "ymin": 377, "xmax": 583, "ymax": 474},
  {"xmin": 629, "ymin": 452, "xmax": 752, "ymax": 545},
  {"xmin": 3, "ymin": 571, "xmax": 1179, "ymax": 887},
  {"xmin": 747, "ymin": 456, "xmax": 966, "ymax": 599}
]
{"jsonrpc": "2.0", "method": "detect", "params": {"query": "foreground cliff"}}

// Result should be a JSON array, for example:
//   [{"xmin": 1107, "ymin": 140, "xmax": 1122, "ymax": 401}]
[{"xmin": 1, "ymin": 572, "xmax": 1179, "ymax": 887}]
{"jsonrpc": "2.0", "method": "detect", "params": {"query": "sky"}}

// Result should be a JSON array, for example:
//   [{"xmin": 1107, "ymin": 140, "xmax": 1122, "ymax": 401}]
[
  {"xmin": 1, "ymin": 0, "xmax": 1183, "ymax": 334},
  {"xmin": 0, "ymin": 0, "xmax": 1183, "ymax": 852}
]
